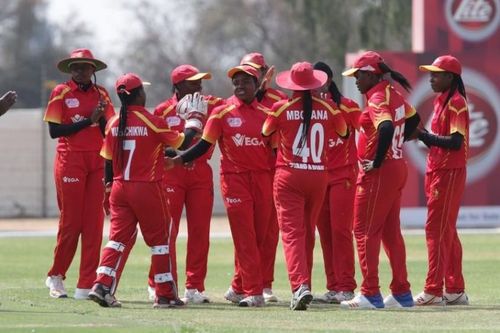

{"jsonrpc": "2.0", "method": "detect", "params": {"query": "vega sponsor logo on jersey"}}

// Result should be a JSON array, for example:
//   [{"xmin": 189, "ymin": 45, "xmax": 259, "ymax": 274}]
[
  {"xmin": 286, "ymin": 109, "xmax": 328, "ymax": 120},
  {"xmin": 408, "ymin": 68, "xmax": 500, "ymax": 183},
  {"xmin": 231, "ymin": 133, "xmax": 265, "ymax": 147},
  {"xmin": 71, "ymin": 114, "xmax": 86, "ymax": 123},
  {"xmin": 445, "ymin": 0, "xmax": 500, "ymax": 41},
  {"xmin": 111, "ymin": 126, "xmax": 149, "ymax": 137},
  {"xmin": 225, "ymin": 197, "xmax": 242, "ymax": 204},
  {"xmin": 63, "ymin": 176, "xmax": 80, "ymax": 183}
]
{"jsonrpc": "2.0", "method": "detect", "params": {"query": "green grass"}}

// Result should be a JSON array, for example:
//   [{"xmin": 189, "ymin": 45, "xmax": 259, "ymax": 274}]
[{"xmin": 1, "ymin": 233, "xmax": 500, "ymax": 332}]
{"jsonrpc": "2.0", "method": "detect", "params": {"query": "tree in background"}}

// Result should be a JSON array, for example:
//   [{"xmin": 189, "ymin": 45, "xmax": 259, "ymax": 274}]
[
  {"xmin": 0, "ymin": 0, "xmax": 91, "ymax": 108},
  {"xmin": 0, "ymin": 0, "xmax": 411, "ymax": 108},
  {"xmin": 116, "ymin": 0, "xmax": 411, "ymax": 104}
]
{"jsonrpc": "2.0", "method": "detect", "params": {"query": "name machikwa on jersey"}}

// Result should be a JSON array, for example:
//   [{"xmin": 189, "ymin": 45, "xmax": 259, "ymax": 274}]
[
  {"xmin": 357, "ymin": 81, "xmax": 416, "ymax": 162},
  {"xmin": 44, "ymin": 80, "xmax": 115, "ymax": 152},
  {"xmin": 100, "ymin": 105, "xmax": 184, "ymax": 182},
  {"xmin": 262, "ymin": 92, "xmax": 347, "ymax": 171}
]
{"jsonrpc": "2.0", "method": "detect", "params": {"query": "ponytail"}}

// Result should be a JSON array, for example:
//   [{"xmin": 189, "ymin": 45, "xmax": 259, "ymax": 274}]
[
  {"xmin": 378, "ymin": 62, "xmax": 412, "ymax": 92},
  {"xmin": 328, "ymin": 80, "xmax": 343, "ymax": 107},
  {"xmin": 441, "ymin": 73, "xmax": 467, "ymax": 113},
  {"xmin": 115, "ymin": 86, "xmax": 141, "ymax": 171}
]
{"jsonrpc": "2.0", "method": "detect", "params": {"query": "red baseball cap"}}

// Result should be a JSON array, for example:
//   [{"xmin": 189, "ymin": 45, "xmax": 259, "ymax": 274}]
[
  {"xmin": 227, "ymin": 65, "xmax": 260, "ymax": 79},
  {"xmin": 240, "ymin": 52, "xmax": 266, "ymax": 69},
  {"xmin": 57, "ymin": 48, "xmax": 107, "ymax": 73},
  {"xmin": 115, "ymin": 73, "xmax": 150, "ymax": 95},
  {"xmin": 171, "ymin": 64, "xmax": 211, "ymax": 84},
  {"xmin": 275, "ymin": 61, "xmax": 327, "ymax": 91},
  {"xmin": 419, "ymin": 55, "xmax": 462, "ymax": 75},
  {"xmin": 342, "ymin": 51, "xmax": 384, "ymax": 77}
]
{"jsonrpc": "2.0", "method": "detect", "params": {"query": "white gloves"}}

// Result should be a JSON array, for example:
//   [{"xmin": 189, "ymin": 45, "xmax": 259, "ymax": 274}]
[{"xmin": 176, "ymin": 92, "xmax": 208, "ymax": 132}]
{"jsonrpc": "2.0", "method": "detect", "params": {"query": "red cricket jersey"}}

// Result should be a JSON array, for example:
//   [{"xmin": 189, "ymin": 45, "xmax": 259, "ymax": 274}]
[
  {"xmin": 357, "ymin": 81, "xmax": 416, "ymax": 162},
  {"xmin": 153, "ymin": 94, "xmax": 224, "ymax": 162},
  {"xmin": 327, "ymin": 96, "xmax": 361, "ymax": 170},
  {"xmin": 262, "ymin": 92, "xmax": 348, "ymax": 171},
  {"xmin": 44, "ymin": 80, "xmax": 115, "ymax": 152},
  {"xmin": 100, "ymin": 105, "xmax": 184, "ymax": 182},
  {"xmin": 202, "ymin": 96, "xmax": 274, "ymax": 173},
  {"xmin": 426, "ymin": 90, "xmax": 469, "ymax": 172}
]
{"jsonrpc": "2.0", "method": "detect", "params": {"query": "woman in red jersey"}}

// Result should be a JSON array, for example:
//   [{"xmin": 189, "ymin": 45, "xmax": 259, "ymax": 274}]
[
  {"xmin": 88, "ymin": 73, "xmax": 185, "ymax": 309},
  {"xmin": 239, "ymin": 52, "xmax": 288, "ymax": 303},
  {"xmin": 43, "ymin": 49, "xmax": 114, "ymax": 300},
  {"xmin": 149, "ymin": 64, "xmax": 223, "ymax": 304},
  {"xmin": 413, "ymin": 55, "xmax": 469, "ymax": 306},
  {"xmin": 340, "ymin": 51, "xmax": 420, "ymax": 309},
  {"xmin": 262, "ymin": 62, "xmax": 348, "ymax": 311},
  {"xmin": 312, "ymin": 61, "xmax": 361, "ymax": 304},
  {"xmin": 167, "ymin": 65, "xmax": 275, "ymax": 308}
]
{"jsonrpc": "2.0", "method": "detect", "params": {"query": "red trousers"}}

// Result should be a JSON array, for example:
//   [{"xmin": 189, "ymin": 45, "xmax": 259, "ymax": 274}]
[
  {"xmin": 221, "ymin": 171, "xmax": 274, "ymax": 296},
  {"xmin": 317, "ymin": 164, "xmax": 358, "ymax": 292},
  {"xmin": 48, "ymin": 150, "xmax": 104, "ymax": 289},
  {"xmin": 274, "ymin": 167, "xmax": 328, "ymax": 292},
  {"xmin": 423, "ymin": 168, "xmax": 466, "ymax": 296},
  {"xmin": 147, "ymin": 161, "xmax": 213, "ymax": 291},
  {"xmin": 94, "ymin": 181, "xmax": 177, "ymax": 299},
  {"xmin": 354, "ymin": 159, "xmax": 410, "ymax": 296},
  {"xmin": 262, "ymin": 204, "xmax": 279, "ymax": 289}
]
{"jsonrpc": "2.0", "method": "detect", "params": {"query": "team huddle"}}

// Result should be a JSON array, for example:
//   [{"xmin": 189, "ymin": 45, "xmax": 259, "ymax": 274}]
[{"xmin": 43, "ymin": 48, "xmax": 469, "ymax": 311}]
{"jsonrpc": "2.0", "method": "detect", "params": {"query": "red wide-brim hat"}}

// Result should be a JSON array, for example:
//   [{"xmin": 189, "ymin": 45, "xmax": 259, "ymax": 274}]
[
  {"xmin": 57, "ymin": 48, "xmax": 107, "ymax": 74},
  {"xmin": 276, "ymin": 61, "xmax": 327, "ymax": 91}
]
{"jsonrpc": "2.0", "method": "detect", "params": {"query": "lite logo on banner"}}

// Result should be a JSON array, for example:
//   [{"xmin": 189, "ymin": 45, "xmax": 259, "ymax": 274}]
[{"xmin": 446, "ymin": 0, "xmax": 500, "ymax": 41}]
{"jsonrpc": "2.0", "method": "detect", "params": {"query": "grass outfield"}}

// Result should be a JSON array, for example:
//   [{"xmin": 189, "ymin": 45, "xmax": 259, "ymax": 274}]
[{"xmin": 1, "ymin": 233, "xmax": 500, "ymax": 332}]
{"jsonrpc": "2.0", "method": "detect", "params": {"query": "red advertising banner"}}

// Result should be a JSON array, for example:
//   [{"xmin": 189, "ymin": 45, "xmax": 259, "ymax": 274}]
[{"xmin": 344, "ymin": 0, "xmax": 500, "ymax": 227}]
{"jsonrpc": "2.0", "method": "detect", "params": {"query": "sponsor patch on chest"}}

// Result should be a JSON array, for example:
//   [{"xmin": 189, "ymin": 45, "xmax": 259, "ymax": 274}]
[
  {"xmin": 65, "ymin": 98, "xmax": 80, "ymax": 108},
  {"xmin": 227, "ymin": 117, "xmax": 242, "ymax": 127},
  {"xmin": 166, "ymin": 116, "xmax": 181, "ymax": 127}
]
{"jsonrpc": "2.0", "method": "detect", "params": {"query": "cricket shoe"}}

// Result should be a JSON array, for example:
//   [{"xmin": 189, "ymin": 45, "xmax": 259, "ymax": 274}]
[
  {"xmin": 444, "ymin": 292, "xmax": 469, "ymax": 305},
  {"xmin": 74, "ymin": 288, "xmax": 91, "ymax": 300},
  {"xmin": 383, "ymin": 291, "xmax": 414, "ymax": 308},
  {"xmin": 314, "ymin": 290, "xmax": 355, "ymax": 304},
  {"xmin": 263, "ymin": 288, "xmax": 278, "ymax": 303},
  {"xmin": 413, "ymin": 291, "xmax": 445, "ymax": 306},
  {"xmin": 182, "ymin": 288, "xmax": 210, "ymax": 304},
  {"xmin": 153, "ymin": 296, "xmax": 185, "ymax": 309},
  {"xmin": 224, "ymin": 287, "xmax": 245, "ymax": 304},
  {"xmin": 45, "ymin": 275, "xmax": 67, "ymax": 299},
  {"xmin": 88, "ymin": 283, "xmax": 121, "ymax": 308},
  {"xmin": 239, "ymin": 295, "xmax": 265, "ymax": 307},
  {"xmin": 290, "ymin": 284, "xmax": 313, "ymax": 311},
  {"xmin": 340, "ymin": 293, "xmax": 384, "ymax": 309}
]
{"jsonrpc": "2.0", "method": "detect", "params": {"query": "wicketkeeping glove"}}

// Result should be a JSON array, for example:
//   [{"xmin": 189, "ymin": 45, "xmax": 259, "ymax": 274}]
[{"xmin": 176, "ymin": 92, "xmax": 208, "ymax": 132}]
